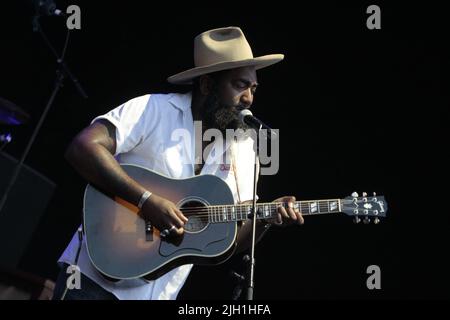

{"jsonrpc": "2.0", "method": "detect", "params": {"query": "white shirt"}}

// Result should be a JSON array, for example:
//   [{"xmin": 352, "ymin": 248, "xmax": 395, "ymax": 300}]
[{"xmin": 59, "ymin": 92, "xmax": 258, "ymax": 300}]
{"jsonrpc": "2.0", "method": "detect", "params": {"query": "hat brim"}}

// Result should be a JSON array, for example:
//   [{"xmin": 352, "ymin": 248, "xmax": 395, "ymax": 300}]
[{"xmin": 167, "ymin": 54, "xmax": 284, "ymax": 85}]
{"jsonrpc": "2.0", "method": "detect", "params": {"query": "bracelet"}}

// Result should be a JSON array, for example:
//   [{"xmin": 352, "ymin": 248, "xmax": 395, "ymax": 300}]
[{"xmin": 137, "ymin": 191, "xmax": 152, "ymax": 209}]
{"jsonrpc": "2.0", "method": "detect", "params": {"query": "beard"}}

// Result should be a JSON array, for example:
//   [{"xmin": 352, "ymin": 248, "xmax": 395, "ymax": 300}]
[{"xmin": 202, "ymin": 91, "xmax": 249, "ymax": 135}]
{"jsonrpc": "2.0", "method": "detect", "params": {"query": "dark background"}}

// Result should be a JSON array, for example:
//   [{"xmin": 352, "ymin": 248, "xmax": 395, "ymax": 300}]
[{"xmin": 0, "ymin": 1, "xmax": 448, "ymax": 299}]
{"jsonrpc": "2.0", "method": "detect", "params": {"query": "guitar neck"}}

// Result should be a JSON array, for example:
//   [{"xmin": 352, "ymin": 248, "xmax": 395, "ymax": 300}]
[{"xmin": 206, "ymin": 199, "xmax": 341, "ymax": 224}]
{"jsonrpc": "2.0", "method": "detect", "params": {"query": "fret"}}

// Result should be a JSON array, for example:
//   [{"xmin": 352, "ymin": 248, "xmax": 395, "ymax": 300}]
[
  {"xmin": 307, "ymin": 202, "xmax": 311, "ymax": 214},
  {"xmin": 301, "ymin": 202, "xmax": 310, "ymax": 215},
  {"xmin": 231, "ymin": 206, "xmax": 236, "ymax": 221},
  {"xmin": 319, "ymin": 201, "xmax": 327, "ymax": 213}
]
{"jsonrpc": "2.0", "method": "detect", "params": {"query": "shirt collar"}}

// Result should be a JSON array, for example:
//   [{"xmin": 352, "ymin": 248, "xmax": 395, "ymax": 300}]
[{"xmin": 168, "ymin": 92, "xmax": 192, "ymax": 113}]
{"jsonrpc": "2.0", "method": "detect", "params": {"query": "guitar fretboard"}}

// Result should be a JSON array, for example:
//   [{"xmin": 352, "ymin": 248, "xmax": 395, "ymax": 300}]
[{"xmin": 205, "ymin": 200, "xmax": 341, "ymax": 223}]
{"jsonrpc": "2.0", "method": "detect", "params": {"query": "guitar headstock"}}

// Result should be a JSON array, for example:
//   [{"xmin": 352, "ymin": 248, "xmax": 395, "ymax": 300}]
[{"xmin": 341, "ymin": 192, "xmax": 388, "ymax": 224}]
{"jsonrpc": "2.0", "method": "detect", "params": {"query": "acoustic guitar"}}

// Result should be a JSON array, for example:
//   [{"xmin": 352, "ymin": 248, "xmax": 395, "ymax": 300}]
[{"xmin": 83, "ymin": 164, "xmax": 388, "ymax": 280}]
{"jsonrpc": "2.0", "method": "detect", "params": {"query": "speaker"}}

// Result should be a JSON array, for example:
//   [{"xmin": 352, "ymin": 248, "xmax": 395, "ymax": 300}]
[{"xmin": 0, "ymin": 151, "xmax": 56, "ymax": 269}]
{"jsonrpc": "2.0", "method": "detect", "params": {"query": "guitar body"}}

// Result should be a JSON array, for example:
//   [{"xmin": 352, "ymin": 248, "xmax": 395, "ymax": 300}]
[{"xmin": 83, "ymin": 164, "xmax": 237, "ymax": 280}]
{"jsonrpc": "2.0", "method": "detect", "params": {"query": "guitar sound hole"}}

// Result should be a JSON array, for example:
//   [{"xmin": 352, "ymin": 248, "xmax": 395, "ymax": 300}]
[{"xmin": 180, "ymin": 200, "xmax": 209, "ymax": 233}]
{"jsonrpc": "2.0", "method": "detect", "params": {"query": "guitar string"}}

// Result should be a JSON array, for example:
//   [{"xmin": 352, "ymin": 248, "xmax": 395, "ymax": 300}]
[
  {"xmin": 177, "ymin": 205, "xmax": 344, "ymax": 218},
  {"xmin": 180, "ymin": 211, "xmax": 342, "ymax": 223},
  {"xmin": 176, "ymin": 200, "xmax": 341, "ymax": 211},
  {"xmin": 180, "ymin": 204, "xmax": 338, "ymax": 214},
  {"xmin": 178, "ymin": 206, "xmax": 336, "ymax": 216},
  {"xmin": 176, "ymin": 199, "xmax": 375, "ymax": 215},
  {"xmin": 176, "ymin": 204, "xmax": 378, "ymax": 218}
]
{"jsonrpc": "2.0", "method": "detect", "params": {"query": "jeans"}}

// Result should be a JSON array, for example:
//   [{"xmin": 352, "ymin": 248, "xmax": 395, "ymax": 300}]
[{"xmin": 52, "ymin": 263, "xmax": 118, "ymax": 300}]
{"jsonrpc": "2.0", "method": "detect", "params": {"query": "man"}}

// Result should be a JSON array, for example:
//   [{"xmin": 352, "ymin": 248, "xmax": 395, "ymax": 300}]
[{"xmin": 52, "ymin": 26, "xmax": 304, "ymax": 300}]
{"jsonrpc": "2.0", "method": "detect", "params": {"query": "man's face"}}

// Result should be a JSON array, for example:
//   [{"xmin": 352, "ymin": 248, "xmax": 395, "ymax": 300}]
[{"xmin": 203, "ymin": 66, "xmax": 258, "ymax": 133}]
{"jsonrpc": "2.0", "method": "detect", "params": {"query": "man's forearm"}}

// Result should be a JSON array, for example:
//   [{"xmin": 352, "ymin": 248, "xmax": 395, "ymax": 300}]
[{"xmin": 65, "ymin": 140, "xmax": 147, "ymax": 207}]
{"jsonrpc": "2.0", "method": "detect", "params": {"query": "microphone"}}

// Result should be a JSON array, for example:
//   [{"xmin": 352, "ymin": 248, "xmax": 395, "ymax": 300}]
[
  {"xmin": 34, "ymin": 0, "xmax": 65, "ymax": 17},
  {"xmin": 238, "ymin": 109, "xmax": 277, "ymax": 138}
]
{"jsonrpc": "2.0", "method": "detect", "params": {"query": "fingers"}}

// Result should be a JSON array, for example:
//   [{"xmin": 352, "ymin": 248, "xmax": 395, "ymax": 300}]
[
  {"xmin": 277, "ymin": 196, "xmax": 304, "ymax": 226},
  {"xmin": 278, "ymin": 205, "xmax": 290, "ymax": 221},
  {"xmin": 169, "ymin": 208, "xmax": 185, "ymax": 229},
  {"xmin": 276, "ymin": 213, "xmax": 283, "ymax": 225},
  {"xmin": 165, "ymin": 207, "xmax": 187, "ymax": 237},
  {"xmin": 294, "ymin": 207, "xmax": 304, "ymax": 225},
  {"xmin": 174, "ymin": 207, "xmax": 189, "ymax": 224},
  {"xmin": 173, "ymin": 226, "xmax": 184, "ymax": 236},
  {"xmin": 286, "ymin": 202, "xmax": 297, "ymax": 221},
  {"xmin": 160, "ymin": 226, "xmax": 184, "ymax": 239}
]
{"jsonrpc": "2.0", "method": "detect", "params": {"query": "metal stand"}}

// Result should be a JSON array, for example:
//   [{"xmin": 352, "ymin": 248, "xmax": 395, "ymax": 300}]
[
  {"xmin": 245, "ymin": 125, "xmax": 262, "ymax": 300},
  {"xmin": 0, "ymin": 16, "xmax": 87, "ymax": 215}
]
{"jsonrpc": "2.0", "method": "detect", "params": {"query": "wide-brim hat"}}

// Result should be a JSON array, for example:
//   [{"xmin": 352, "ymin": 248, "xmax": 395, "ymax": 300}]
[{"xmin": 168, "ymin": 26, "xmax": 284, "ymax": 85}]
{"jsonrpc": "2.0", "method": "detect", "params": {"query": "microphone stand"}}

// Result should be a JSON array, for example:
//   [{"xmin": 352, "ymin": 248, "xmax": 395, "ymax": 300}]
[
  {"xmin": 0, "ymin": 15, "xmax": 87, "ymax": 215},
  {"xmin": 245, "ymin": 124, "xmax": 262, "ymax": 300}
]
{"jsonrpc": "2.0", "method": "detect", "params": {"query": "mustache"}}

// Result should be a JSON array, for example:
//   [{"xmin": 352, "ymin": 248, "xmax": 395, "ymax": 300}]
[
  {"xmin": 229, "ymin": 104, "xmax": 247, "ymax": 116},
  {"xmin": 202, "ymin": 90, "xmax": 250, "ymax": 133}
]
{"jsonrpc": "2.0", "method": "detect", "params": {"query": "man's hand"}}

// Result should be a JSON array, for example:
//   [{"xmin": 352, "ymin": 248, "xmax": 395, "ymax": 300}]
[
  {"xmin": 140, "ymin": 194, "xmax": 188, "ymax": 237},
  {"xmin": 267, "ymin": 196, "xmax": 304, "ymax": 226}
]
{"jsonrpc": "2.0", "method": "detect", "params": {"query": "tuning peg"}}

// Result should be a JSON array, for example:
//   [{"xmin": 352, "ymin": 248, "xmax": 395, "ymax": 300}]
[
  {"xmin": 363, "ymin": 217, "xmax": 371, "ymax": 224},
  {"xmin": 351, "ymin": 192, "xmax": 359, "ymax": 198},
  {"xmin": 373, "ymin": 192, "xmax": 377, "ymax": 196},
  {"xmin": 374, "ymin": 217, "xmax": 380, "ymax": 224},
  {"xmin": 362, "ymin": 192, "xmax": 367, "ymax": 197},
  {"xmin": 353, "ymin": 216, "xmax": 361, "ymax": 224}
]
